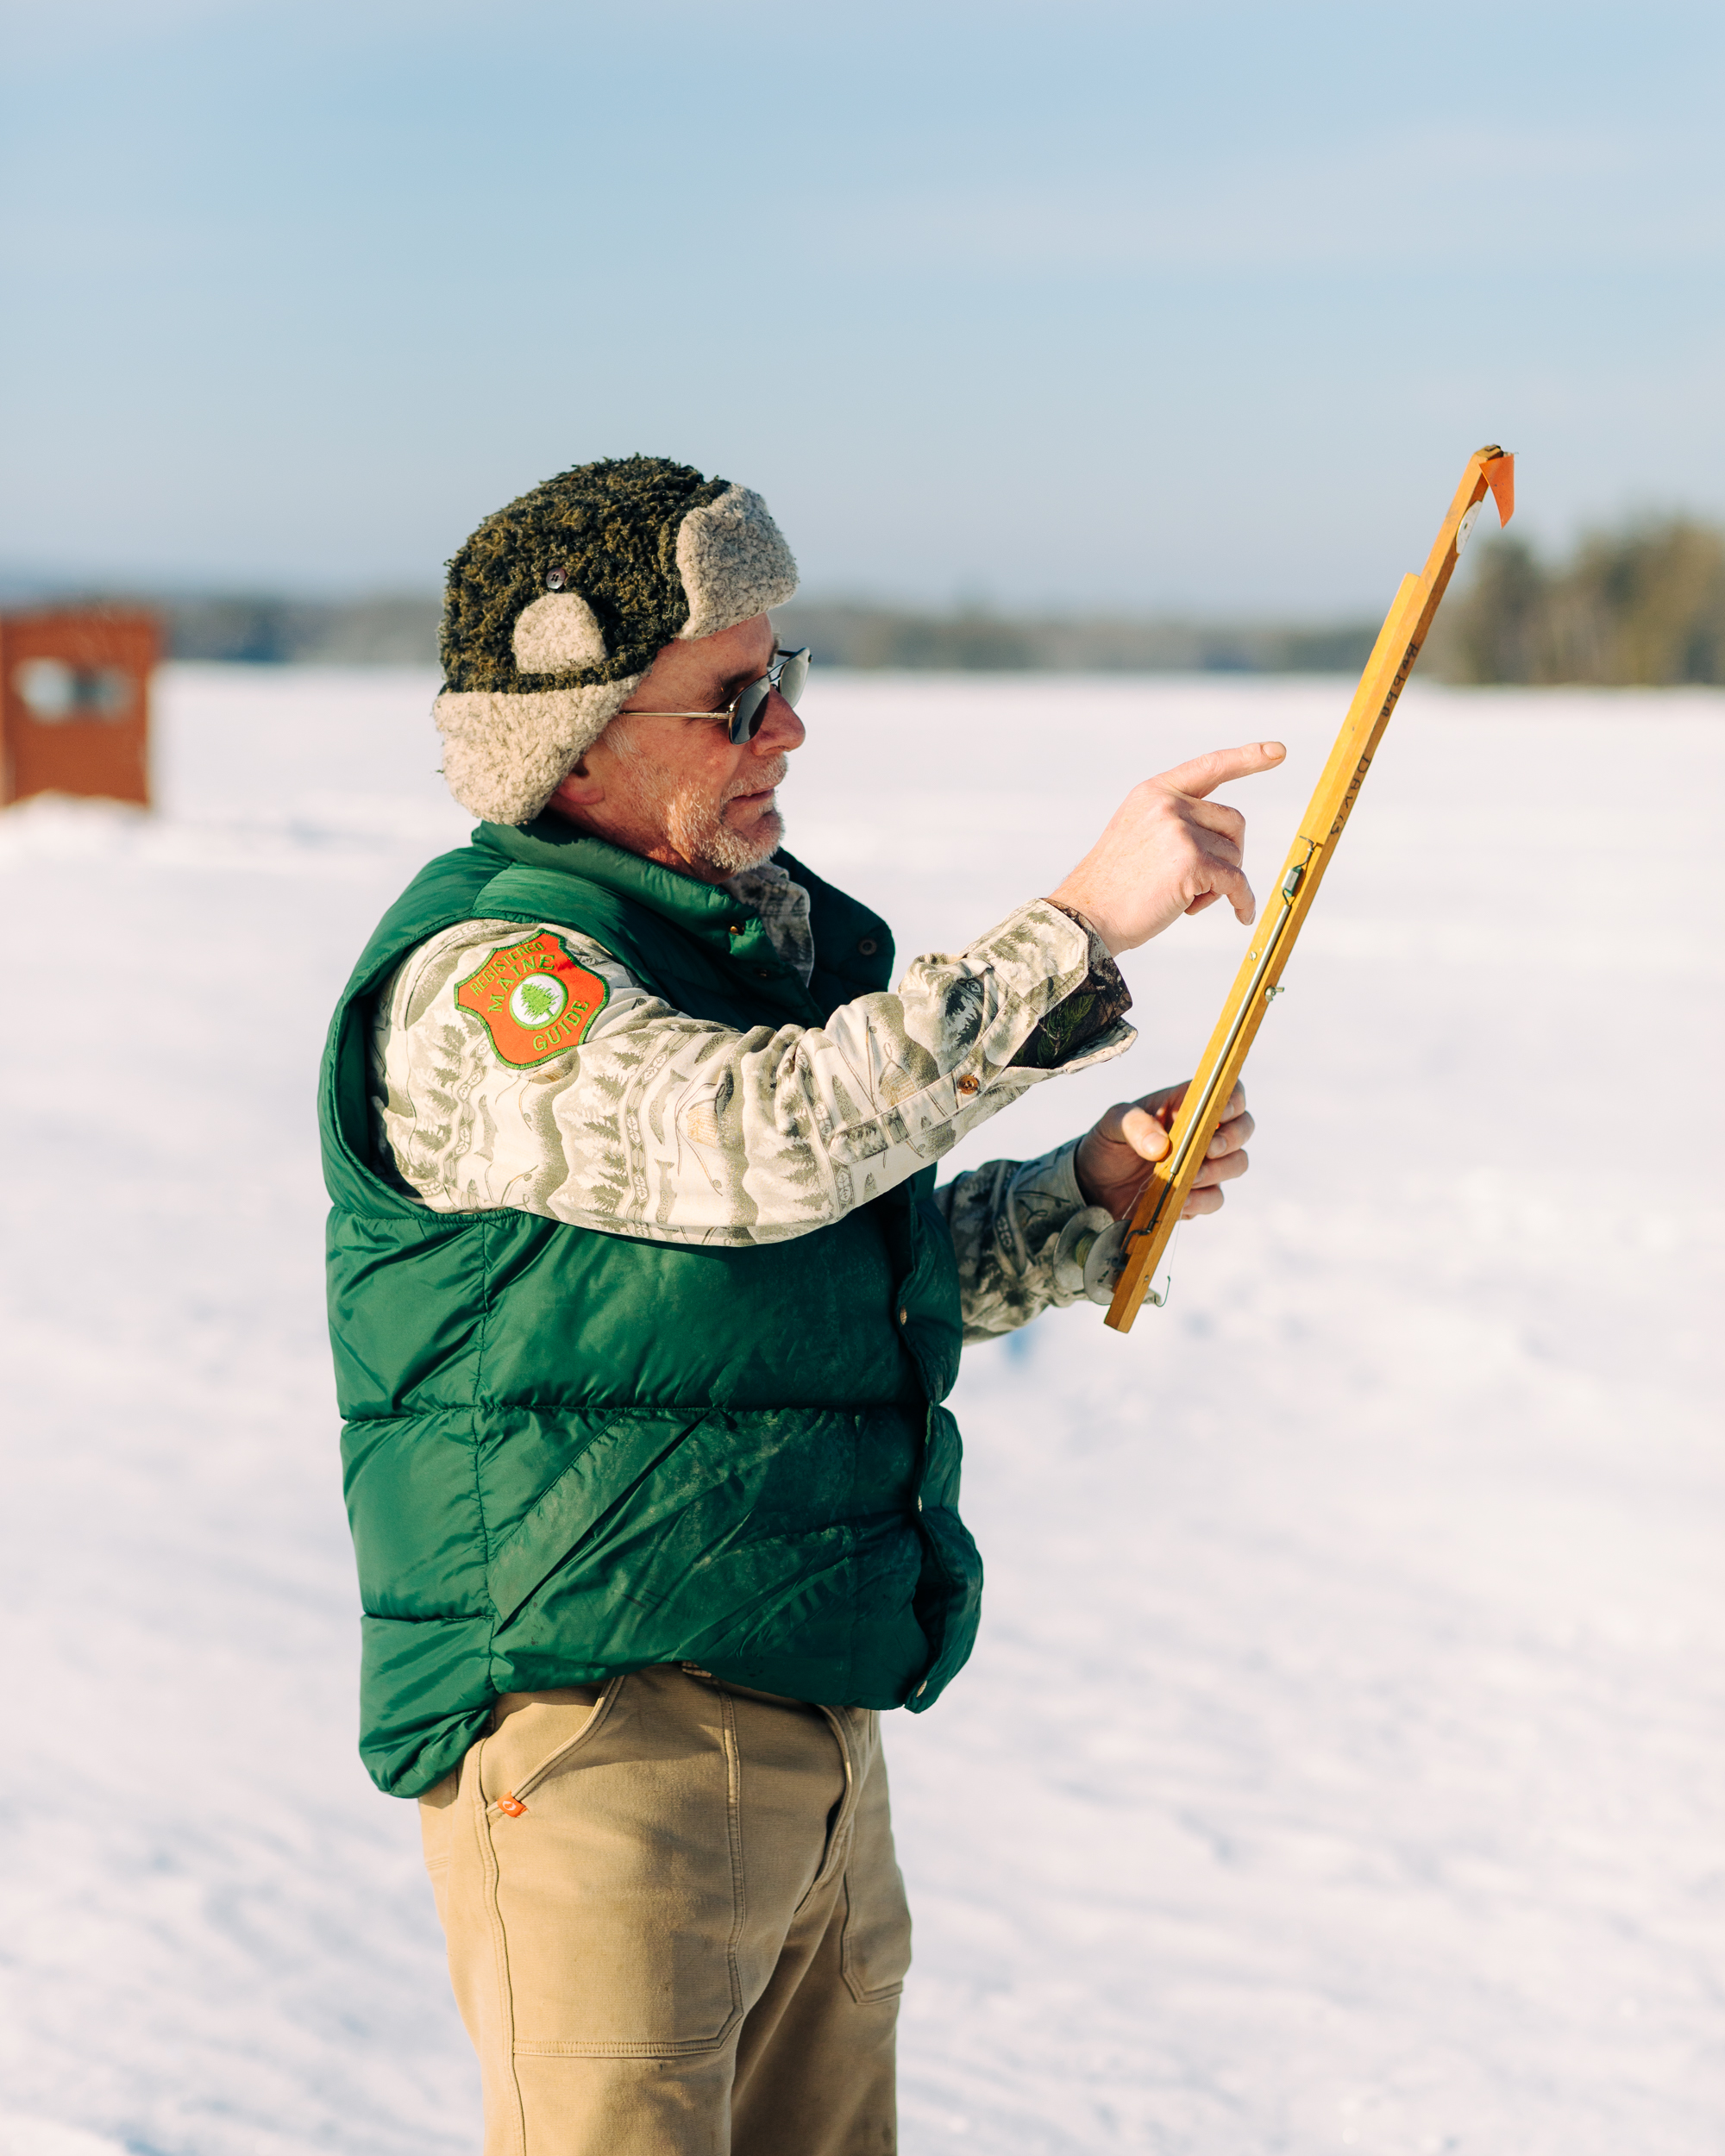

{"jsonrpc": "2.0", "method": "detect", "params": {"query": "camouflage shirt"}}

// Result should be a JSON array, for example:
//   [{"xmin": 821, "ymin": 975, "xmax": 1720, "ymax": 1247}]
[{"xmin": 371, "ymin": 870, "xmax": 1134, "ymax": 1339}]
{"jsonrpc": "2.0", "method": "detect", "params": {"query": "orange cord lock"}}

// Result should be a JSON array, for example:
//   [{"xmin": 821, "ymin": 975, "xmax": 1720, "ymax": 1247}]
[{"xmin": 497, "ymin": 1794, "xmax": 528, "ymax": 1817}]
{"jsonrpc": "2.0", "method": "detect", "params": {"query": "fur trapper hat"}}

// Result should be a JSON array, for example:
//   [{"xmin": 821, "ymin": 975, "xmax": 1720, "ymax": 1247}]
[{"xmin": 435, "ymin": 454, "xmax": 799, "ymax": 824}]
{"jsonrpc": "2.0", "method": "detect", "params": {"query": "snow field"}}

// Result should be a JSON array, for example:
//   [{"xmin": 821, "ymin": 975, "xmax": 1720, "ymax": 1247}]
[{"xmin": 0, "ymin": 666, "xmax": 1719, "ymax": 2153}]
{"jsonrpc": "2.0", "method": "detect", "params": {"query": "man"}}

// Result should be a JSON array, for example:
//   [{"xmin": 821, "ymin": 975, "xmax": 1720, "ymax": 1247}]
[{"xmin": 320, "ymin": 455, "xmax": 1279, "ymax": 2153}]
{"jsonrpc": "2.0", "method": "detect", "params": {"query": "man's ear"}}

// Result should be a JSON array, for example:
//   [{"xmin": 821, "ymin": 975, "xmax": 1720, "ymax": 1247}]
[{"xmin": 549, "ymin": 755, "xmax": 605, "ymax": 813}]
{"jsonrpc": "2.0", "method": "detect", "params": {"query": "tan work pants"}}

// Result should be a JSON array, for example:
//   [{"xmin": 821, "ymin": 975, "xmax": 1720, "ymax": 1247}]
[{"xmin": 418, "ymin": 1664, "xmax": 912, "ymax": 2155}]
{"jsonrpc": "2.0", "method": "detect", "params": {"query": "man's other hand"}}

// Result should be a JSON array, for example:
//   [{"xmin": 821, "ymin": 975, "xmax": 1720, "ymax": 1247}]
[
  {"xmin": 1075, "ymin": 1082, "xmax": 1254, "ymax": 1222},
  {"xmin": 1047, "ymin": 741, "xmax": 1286, "ymax": 956}
]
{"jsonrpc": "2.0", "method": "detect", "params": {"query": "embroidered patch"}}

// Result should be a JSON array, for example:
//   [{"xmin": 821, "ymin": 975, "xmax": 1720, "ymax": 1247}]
[{"xmin": 455, "ymin": 931, "xmax": 608, "ymax": 1067}]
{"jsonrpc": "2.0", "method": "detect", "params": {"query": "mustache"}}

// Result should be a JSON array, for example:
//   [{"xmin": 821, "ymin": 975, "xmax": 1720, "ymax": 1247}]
[{"xmin": 725, "ymin": 756, "xmax": 787, "ymax": 801}]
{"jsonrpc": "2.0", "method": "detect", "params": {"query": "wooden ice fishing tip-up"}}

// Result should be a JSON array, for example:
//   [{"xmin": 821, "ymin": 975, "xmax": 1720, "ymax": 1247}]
[{"xmin": 1101, "ymin": 444, "xmax": 1516, "ymax": 1333}]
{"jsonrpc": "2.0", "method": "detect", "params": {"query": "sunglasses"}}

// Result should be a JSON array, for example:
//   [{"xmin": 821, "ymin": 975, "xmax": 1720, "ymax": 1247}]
[{"xmin": 626, "ymin": 646, "xmax": 811, "ymax": 744}]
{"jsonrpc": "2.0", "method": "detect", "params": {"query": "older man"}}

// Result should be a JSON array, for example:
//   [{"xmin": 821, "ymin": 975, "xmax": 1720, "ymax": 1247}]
[{"xmin": 320, "ymin": 455, "xmax": 1278, "ymax": 2154}]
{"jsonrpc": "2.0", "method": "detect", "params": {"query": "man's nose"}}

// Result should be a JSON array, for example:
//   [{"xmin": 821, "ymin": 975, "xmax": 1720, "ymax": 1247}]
[{"xmin": 751, "ymin": 690, "xmax": 805, "ymax": 754}]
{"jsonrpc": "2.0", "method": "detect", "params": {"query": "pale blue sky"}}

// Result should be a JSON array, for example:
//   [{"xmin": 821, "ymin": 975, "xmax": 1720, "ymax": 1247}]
[{"xmin": 3, "ymin": 0, "xmax": 1721, "ymax": 610}]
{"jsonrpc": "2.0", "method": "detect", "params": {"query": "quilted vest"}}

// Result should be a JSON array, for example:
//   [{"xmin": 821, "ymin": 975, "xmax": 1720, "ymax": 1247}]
[{"xmin": 321, "ymin": 817, "xmax": 982, "ymax": 1796}]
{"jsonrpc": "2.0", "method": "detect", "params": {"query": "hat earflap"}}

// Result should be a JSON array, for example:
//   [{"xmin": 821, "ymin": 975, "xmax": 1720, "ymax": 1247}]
[{"xmin": 435, "ymin": 679, "xmax": 641, "ymax": 827}]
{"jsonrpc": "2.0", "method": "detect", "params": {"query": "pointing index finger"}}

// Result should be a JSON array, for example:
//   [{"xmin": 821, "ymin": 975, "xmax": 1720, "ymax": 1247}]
[{"xmin": 1160, "ymin": 741, "xmax": 1287, "ymax": 799}]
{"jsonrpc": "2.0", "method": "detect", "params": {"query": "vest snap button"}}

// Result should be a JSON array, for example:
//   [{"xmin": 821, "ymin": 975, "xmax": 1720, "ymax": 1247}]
[{"xmin": 857, "ymin": 937, "xmax": 878, "ymax": 956}]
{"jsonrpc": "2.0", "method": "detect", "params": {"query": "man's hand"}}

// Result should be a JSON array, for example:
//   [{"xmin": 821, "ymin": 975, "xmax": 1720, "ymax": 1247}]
[
  {"xmin": 1047, "ymin": 742, "xmax": 1286, "ymax": 956},
  {"xmin": 1075, "ymin": 1081, "xmax": 1254, "ymax": 1222}
]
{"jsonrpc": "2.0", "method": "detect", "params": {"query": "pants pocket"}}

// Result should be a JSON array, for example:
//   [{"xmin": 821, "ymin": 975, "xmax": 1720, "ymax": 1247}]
[
  {"xmin": 480, "ymin": 1666, "xmax": 746, "ymax": 2058},
  {"xmin": 839, "ymin": 1740, "xmax": 913, "ymax": 2003}
]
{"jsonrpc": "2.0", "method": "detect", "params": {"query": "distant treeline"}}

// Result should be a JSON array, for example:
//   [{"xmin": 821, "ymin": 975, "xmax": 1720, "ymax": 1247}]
[
  {"xmin": 770, "ymin": 602, "xmax": 1378, "ymax": 674},
  {"xmin": 11, "ymin": 514, "xmax": 1722, "ymax": 685},
  {"xmin": 154, "ymin": 593, "xmax": 441, "ymax": 666},
  {"xmin": 1428, "ymin": 516, "xmax": 1725, "ymax": 686},
  {"xmin": 0, "ymin": 586, "xmax": 442, "ymax": 665}
]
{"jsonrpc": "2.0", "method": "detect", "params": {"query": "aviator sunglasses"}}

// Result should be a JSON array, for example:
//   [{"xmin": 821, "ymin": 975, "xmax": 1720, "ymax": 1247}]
[{"xmin": 626, "ymin": 646, "xmax": 811, "ymax": 744}]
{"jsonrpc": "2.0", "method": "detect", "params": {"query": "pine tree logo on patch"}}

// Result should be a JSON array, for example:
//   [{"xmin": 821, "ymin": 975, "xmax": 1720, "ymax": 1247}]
[
  {"xmin": 510, "ymin": 974, "xmax": 565, "ymax": 1027},
  {"xmin": 455, "ymin": 931, "xmax": 608, "ymax": 1067}
]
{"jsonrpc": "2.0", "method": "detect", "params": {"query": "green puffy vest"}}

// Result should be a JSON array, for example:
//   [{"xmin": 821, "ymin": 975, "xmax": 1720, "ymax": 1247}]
[{"xmin": 321, "ymin": 818, "xmax": 982, "ymax": 1797}]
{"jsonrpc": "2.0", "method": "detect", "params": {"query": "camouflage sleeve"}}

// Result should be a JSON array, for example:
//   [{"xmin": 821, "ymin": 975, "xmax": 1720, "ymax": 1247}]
[
  {"xmin": 372, "ymin": 899, "xmax": 1134, "ymax": 1245},
  {"xmin": 933, "ymin": 1141, "xmax": 1116, "ymax": 1345},
  {"xmin": 1009, "ymin": 904, "xmax": 1133, "ymax": 1069}
]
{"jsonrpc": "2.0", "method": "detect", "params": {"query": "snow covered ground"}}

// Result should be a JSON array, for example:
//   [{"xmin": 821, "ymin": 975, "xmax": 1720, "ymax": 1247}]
[{"xmin": 0, "ymin": 664, "xmax": 1720, "ymax": 2156}]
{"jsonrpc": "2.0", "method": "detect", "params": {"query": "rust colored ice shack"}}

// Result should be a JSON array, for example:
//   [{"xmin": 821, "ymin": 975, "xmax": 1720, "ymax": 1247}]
[{"xmin": 0, "ymin": 606, "xmax": 159, "ymax": 808}]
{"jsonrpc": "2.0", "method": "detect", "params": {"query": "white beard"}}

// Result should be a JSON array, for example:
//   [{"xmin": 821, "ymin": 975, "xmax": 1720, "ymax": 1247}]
[
  {"xmin": 665, "ymin": 783, "xmax": 785, "ymax": 876},
  {"xmin": 587, "ymin": 716, "xmax": 789, "ymax": 877}
]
